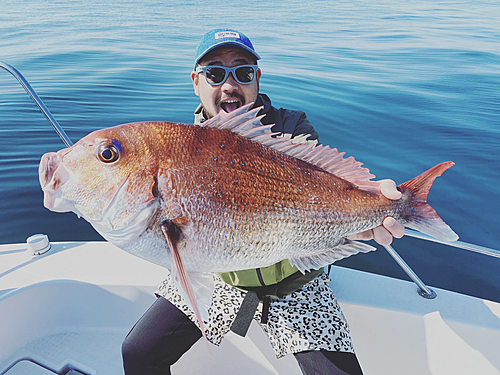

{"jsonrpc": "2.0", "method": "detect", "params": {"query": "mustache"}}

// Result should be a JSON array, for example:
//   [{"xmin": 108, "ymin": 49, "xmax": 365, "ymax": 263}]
[{"xmin": 216, "ymin": 92, "xmax": 245, "ymax": 107}]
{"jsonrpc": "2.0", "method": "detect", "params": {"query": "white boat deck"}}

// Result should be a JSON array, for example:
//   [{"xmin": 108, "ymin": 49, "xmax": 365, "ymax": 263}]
[{"xmin": 1, "ymin": 241, "xmax": 499, "ymax": 375}]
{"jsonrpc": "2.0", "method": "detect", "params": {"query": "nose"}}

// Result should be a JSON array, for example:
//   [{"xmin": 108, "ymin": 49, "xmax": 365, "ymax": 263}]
[
  {"xmin": 221, "ymin": 72, "xmax": 239, "ymax": 91},
  {"xmin": 39, "ymin": 152, "xmax": 60, "ymax": 189}
]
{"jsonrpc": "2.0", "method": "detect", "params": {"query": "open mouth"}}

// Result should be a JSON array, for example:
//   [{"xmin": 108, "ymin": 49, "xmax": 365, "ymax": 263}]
[
  {"xmin": 220, "ymin": 99, "xmax": 242, "ymax": 113},
  {"xmin": 39, "ymin": 152, "xmax": 73, "ymax": 212}
]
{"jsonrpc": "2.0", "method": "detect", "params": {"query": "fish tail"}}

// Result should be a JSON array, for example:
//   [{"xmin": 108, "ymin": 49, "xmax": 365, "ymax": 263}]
[{"xmin": 398, "ymin": 161, "xmax": 459, "ymax": 241}]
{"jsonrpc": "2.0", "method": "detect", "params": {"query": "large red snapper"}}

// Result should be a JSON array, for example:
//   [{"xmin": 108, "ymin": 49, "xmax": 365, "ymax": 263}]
[{"xmin": 39, "ymin": 104, "xmax": 458, "ymax": 338}]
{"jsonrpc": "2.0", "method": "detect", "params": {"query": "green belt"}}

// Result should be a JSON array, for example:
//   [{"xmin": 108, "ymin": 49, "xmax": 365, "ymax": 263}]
[{"xmin": 218, "ymin": 259, "xmax": 300, "ymax": 287}]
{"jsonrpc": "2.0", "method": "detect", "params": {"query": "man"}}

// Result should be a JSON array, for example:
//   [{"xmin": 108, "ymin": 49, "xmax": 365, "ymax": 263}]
[{"xmin": 122, "ymin": 28, "xmax": 405, "ymax": 375}]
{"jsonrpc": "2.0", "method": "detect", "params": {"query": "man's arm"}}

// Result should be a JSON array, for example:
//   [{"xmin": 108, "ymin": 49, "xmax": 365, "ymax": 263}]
[{"xmin": 276, "ymin": 108, "xmax": 319, "ymax": 144}]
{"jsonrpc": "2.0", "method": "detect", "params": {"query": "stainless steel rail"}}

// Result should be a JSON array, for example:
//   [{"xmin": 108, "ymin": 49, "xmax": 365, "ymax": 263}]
[
  {"xmin": 385, "ymin": 230, "xmax": 499, "ymax": 299},
  {"xmin": 0, "ymin": 61, "xmax": 73, "ymax": 147},
  {"xmin": 405, "ymin": 229, "xmax": 500, "ymax": 259},
  {"xmin": 383, "ymin": 243, "xmax": 437, "ymax": 299}
]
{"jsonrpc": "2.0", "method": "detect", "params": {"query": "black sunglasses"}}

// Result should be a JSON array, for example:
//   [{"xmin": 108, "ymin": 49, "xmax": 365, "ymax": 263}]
[{"xmin": 195, "ymin": 65, "xmax": 258, "ymax": 86}]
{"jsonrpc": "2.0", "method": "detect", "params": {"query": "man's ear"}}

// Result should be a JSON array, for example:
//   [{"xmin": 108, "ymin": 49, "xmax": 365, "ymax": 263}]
[{"xmin": 191, "ymin": 71, "xmax": 200, "ymax": 97}]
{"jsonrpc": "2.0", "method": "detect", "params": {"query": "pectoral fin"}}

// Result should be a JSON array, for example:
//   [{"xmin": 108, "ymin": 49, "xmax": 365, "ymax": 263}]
[{"xmin": 161, "ymin": 219, "xmax": 211, "ymax": 344}]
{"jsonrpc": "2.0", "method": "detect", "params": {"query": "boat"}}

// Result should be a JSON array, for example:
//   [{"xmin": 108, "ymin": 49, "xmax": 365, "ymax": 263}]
[{"xmin": 1, "ymin": 62, "xmax": 499, "ymax": 375}]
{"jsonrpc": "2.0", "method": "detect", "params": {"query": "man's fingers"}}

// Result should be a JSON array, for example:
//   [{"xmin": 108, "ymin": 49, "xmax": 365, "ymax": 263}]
[
  {"xmin": 347, "ymin": 230, "xmax": 373, "ymax": 241},
  {"xmin": 382, "ymin": 217, "xmax": 405, "ymax": 238},
  {"xmin": 379, "ymin": 179, "xmax": 402, "ymax": 200},
  {"xmin": 372, "ymin": 226, "xmax": 393, "ymax": 246},
  {"xmin": 347, "ymin": 218, "xmax": 405, "ymax": 246}
]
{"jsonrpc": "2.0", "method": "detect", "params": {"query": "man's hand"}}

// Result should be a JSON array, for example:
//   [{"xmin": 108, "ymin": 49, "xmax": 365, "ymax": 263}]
[{"xmin": 347, "ymin": 179, "xmax": 405, "ymax": 246}]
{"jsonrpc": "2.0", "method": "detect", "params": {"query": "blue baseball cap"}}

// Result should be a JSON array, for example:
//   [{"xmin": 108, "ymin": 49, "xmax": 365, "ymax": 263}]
[{"xmin": 194, "ymin": 28, "xmax": 260, "ymax": 69}]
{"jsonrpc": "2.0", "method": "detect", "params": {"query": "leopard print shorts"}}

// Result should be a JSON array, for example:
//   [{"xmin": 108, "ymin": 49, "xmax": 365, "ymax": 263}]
[{"xmin": 156, "ymin": 272, "xmax": 354, "ymax": 358}]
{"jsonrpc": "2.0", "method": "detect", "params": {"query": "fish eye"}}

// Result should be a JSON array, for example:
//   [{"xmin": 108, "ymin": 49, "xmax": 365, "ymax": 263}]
[{"xmin": 97, "ymin": 143, "xmax": 120, "ymax": 163}]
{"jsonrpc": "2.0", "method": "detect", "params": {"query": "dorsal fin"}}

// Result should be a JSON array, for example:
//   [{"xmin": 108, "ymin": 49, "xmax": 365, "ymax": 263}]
[
  {"xmin": 201, "ymin": 103, "xmax": 379, "ymax": 191},
  {"xmin": 201, "ymin": 104, "xmax": 267, "ymax": 136}
]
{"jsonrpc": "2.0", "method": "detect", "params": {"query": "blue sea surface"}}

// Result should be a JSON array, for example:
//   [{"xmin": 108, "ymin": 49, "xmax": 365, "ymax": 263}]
[{"xmin": 1, "ymin": 0, "xmax": 499, "ymax": 301}]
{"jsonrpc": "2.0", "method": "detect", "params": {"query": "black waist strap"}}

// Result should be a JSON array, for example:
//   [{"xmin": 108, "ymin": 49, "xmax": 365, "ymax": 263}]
[{"xmin": 230, "ymin": 268, "xmax": 324, "ymax": 337}]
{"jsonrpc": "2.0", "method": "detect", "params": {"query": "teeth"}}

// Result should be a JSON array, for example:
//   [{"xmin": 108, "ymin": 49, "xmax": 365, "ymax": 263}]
[{"xmin": 221, "ymin": 99, "xmax": 242, "ymax": 113}]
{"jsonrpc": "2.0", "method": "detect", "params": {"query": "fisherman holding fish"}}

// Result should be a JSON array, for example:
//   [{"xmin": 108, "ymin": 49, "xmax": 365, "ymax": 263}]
[
  {"xmin": 120, "ymin": 29, "xmax": 406, "ymax": 375},
  {"xmin": 40, "ymin": 27, "xmax": 456, "ymax": 374}
]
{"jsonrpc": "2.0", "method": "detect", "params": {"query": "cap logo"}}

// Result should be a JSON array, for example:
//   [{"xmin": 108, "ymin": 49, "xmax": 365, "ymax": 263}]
[{"xmin": 215, "ymin": 31, "xmax": 240, "ymax": 40}]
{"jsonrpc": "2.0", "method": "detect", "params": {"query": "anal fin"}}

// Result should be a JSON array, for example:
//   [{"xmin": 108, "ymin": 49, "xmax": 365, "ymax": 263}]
[{"xmin": 289, "ymin": 240, "xmax": 376, "ymax": 273}]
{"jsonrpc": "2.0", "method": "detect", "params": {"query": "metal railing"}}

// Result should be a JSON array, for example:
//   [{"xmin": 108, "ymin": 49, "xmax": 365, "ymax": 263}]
[
  {"xmin": 384, "ymin": 229, "xmax": 500, "ymax": 299},
  {"xmin": 0, "ymin": 61, "xmax": 73, "ymax": 147},
  {"xmin": 405, "ymin": 229, "xmax": 500, "ymax": 259},
  {"xmin": 383, "ymin": 243, "xmax": 437, "ymax": 299}
]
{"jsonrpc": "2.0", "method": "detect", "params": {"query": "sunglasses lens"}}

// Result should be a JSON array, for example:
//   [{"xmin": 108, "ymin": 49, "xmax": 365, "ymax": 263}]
[
  {"xmin": 205, "ymin": 67, "xmax": 227, "ymax": 84},
  {"xmin": 201, "ymin": 66, "xmax": 256, "ymax": 85},
  {"xmin": 235, "ymin": 66, "xmax": 255, "ymax": 83}
]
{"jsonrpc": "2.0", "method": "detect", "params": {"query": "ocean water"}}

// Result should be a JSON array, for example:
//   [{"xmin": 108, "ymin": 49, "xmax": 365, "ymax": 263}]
[{"xmin": 0, "ymin": 0, "xmax": 499, "ymax": 301}]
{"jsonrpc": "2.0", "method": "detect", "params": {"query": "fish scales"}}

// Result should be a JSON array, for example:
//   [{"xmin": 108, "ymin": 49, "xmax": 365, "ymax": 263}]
[{"xmin": 140, "ymin": 122, "xmax": 396, "ymax": 272}]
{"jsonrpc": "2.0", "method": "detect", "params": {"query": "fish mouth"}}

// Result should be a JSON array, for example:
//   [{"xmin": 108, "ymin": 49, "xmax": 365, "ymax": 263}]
[
  {"xmin": 39, "ymin": 152, "xmax": 59, "ymax": 189},
  {"xmin": 220, "ymin": 96, "xmax": 244, "ymax": 113},
  {"xmin": 39, "ymin": 152, "xmax": 73, "ymax": 212}
]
